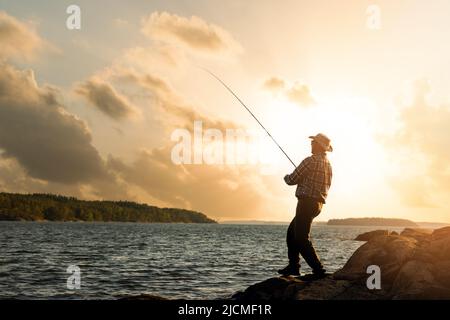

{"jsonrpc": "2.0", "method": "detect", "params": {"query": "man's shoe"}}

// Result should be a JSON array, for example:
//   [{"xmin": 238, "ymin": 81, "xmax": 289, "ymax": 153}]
[
  {"xmin": 313, "ymin": 268, "xmax": 327, "ymax": 276},
  {"xmin": 311, "ymin": 268, "xmax": 327, "ymax": 279},
  {"xmin": 277, "ymin": 265, "xmax": 300, "ymax": 276}
]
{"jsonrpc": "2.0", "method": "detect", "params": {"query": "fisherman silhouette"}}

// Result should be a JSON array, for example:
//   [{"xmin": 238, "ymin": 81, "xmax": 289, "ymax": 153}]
[
  {"xmin": 202, "ymin": 70, "xmax": 332, "ymax": 280},
  {"xmin": 278, "ymin": 133, "xmax": 333, "ymax": 280}
]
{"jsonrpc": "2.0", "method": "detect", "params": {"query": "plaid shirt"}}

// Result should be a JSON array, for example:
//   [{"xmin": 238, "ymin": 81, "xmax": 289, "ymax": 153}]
[{"xmin": 284, "ymin": 153, "xmax": 332, "ymax": 203}]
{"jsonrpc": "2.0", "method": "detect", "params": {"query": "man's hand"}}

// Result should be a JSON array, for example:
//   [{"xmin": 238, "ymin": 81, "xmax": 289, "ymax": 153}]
[{"xmin": 284, "ymin": 174, "xmax": 290, "ymax": 184}]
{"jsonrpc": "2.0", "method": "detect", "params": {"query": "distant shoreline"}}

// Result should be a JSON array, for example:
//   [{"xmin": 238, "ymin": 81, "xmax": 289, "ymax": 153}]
[
  {"xmin": 220, "ymin": 218, "xmax": 449, "ymax": 228},
  {"xmin": 0, "ymin": 192, "xmax": 216, "ymax": 224},
  {"xmin": 327, "ymin": 218, "xmax": 418, "ymax": 227}
]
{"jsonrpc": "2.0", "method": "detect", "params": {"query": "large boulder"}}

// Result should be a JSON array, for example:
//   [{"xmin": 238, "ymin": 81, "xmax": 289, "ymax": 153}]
[
  {"xmin": 293, "ymin": 277, "xmax": 353, "ymax": 300},
  {"xmin": 390, "ymin": 260, "xmax": 437, "ymax": 299},
  {"xmin": 432, "ymin": 226, "xmax": 450, "ymax": 240},
  {"xmin": 400, "ymin": 228, "xmax": 433, "ymax": 242},
  {"xmin": 414, "ymin": 226, "xmax": 450, "ymax": 262},
  {"xmin": 354, "ymin": 230, "xmax": 389, "ymax": 241},
  {"xmin": 232, "ymin": 276, "xmax": 308, "ymax": 300},
  {"xmin": 334, "ymin": 235, "xmax": 417, "ymax": 287},
  {"xmin": 432, "ymin": 260, "xmax": 450, "ymax": 288}
]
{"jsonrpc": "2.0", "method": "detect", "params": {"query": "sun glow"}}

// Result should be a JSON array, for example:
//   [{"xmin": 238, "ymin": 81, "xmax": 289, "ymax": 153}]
[{"xmin": 261, "ymin": 94, "xmax": 389, "ymax": 201}]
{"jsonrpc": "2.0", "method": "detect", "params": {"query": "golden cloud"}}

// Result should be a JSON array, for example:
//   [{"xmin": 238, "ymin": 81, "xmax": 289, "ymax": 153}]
[
  {"xmin": 0, "ymin": 11, "xmax": 45, "ymax": 61},
  {"xmin": 0, "ymin": 63, "xmax": 109, "ymax": 184},
  {"xmin": 141, "ymin": 11, "xmax": 242, "ymax": 55},
  {"xmin": 263, "ymin": 76, "xmax": 315, "ymax": 108},
  {"xmin": 107, "ymin": 146, "xmax": 282, "ymax": 219},
  {"xmin": 76, "ymin": 78, "xmax": 141, "ymax": 121},
  {"xmin": 384, "ymin": 79, "xmax": 450, "ymax": 208},
  {"xmin": 263, "ymin": 77, "xmax": 286, "ymax": 92}
]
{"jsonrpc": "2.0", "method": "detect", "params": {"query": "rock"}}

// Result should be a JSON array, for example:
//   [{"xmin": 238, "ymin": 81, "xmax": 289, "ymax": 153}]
[
  {"xmin": 234, "ymin": 226, "xmax": 450, "ymax": 300},
  {"xmin": 334, "ymin": 235, "xmax": 417, "ymax": 287},
  {"xmin": 390, "ymin": 259, "xmax": 450, "ymax": 299},
  {"xmin": 390, "ymin": 260, "xmax": 436, "ymax": 299},
  {"xmin": 400, "ymin": 228, "xmax": 433, "ymax": 241},
  {"xmin": 119, "ymin": 294, "xmax": 168, "ymax": 300},
  {"xmin": 354, "ymin": 230, "xmax": 389, "ymax": 241},
  {"xmin": 234, "ymin": 275, "xmax": 388, "ymax": 300},
  {"xmin": 293, "ymin": 277, "xmax": 352, "ymax": 300},
  {"xmin": 432, "ymin": 226, "xmax": 450, "ymax": 240},
  {"xmin": 421, "ymin": 234, "xmax": 450, "ymax": 261},
  {"xmin": 432, "ymin": 260, "xmax": 450, "ymax": 288},
  {"xmin": 232, "ymin": 276, "xmax": 307, "ymax": 300}
]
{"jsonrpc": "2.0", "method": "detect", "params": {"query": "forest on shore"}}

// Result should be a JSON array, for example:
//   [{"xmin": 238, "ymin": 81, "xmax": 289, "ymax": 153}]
[{"xmin": 0, "ymin": 192, "xmax": 216, "ymax": 223}]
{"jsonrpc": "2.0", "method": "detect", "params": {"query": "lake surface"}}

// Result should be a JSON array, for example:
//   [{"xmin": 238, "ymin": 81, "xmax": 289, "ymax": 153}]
[{"xmin": 0, "ymin": 222, "xmax": 404, "ymax": 300}]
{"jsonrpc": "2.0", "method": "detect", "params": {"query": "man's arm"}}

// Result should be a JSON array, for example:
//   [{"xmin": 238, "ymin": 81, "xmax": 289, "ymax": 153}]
[{"xmin": 284, "ymin": 157, "xmax": 311, "ymax": 185}]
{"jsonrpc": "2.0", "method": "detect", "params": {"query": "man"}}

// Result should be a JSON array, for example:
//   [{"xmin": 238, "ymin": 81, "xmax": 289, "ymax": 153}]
[{"xmin": 278, "ymin": 133, "xmax": 333, "ymax": 279}]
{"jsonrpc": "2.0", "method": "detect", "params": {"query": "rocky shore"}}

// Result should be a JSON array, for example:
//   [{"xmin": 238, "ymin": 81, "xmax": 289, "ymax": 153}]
[{"xmin": 232, "ymin": 227, "xmax": 450, "ymax": 300}]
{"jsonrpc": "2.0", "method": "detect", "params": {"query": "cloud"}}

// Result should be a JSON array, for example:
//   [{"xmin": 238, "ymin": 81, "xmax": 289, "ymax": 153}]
[
  {"xmin": 389, "ymin": 176, "xmax": 437, "ymax": 208},
  {"xmin": 0, "ymin": 157, "xmax": 48, "ymax": 193},
  {"xmin": 108, "ymin": 67, "xmax": 238, "ymax": 131},
  {"xmin": 263, "ymin": 76, "xmax": 315, "ymax": 108},
  {"xmin": 97, "ymin": 67, "xmax": 286, "ymax": 219},
  {"xmin": 141, "ymin": 11, "xmax": 242, "ymax": 54},
  {"xmin": 76, "ymin": 78, "xmax": 140, "ymax": 121},
  {"xmin": 0, "ymin": 61, "xmax": 284, "ymax": 219},
  {"xmin": 0, "ymin": 13, "xmax": 132, "ymax": 200},
  {"xmin": 0, "ymin": 154, "xmax": 133, "ymax": 202},
  {"xmin": 384, "ymin": 79, "xmax": 450, "ymax": 208},
  {"xmin": 108, "ymin": 147, "xmax": 280, "ymax": 219},
  {"xmin": 114, "ymin": 18, "xmax": 129, "ymax": 28},
  {"xmin": 263, "ymin": 77, "xmax": 286, "ymax": 92},
  {"xmin": 0, "ymin": 11, "xmax": 45, "ymax": 61},
  {"xmin": 0, "ymin": 12, "xmax": 282, "ymax": 220},
  {"xmin": 286, "ymin": 83, "xmax": 316, "ymax": 107},
  {"xmin": 123, "ymin": 45, "xmax": 183, "ymax": 68},
  {"xmin": 0, "ymin": 63, "xmax": 108, "ymax": 184}
]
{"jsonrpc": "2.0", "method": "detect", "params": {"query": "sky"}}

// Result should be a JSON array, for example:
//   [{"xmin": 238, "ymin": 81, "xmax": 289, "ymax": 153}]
[{"xmin": 1, "ymin": 0, "xmax": 450, "ymax": 223}]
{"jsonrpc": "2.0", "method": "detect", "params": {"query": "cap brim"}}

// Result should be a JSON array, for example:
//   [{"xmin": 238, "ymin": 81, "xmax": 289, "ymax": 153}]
[{"xmin": 308, "ymin": 136, "xmax": 315, "ymax": 139}]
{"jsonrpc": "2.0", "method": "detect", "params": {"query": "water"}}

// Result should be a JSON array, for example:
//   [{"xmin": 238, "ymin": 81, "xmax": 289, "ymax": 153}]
[{"xmin": 0, "ymin": 222, "xmax": 402, "ymax": 300}]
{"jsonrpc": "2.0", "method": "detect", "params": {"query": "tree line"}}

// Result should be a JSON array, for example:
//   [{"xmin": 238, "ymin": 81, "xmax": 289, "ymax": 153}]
[{"xmin": 0, "ymin": 192, "xmax": 216, "ymax": 223}]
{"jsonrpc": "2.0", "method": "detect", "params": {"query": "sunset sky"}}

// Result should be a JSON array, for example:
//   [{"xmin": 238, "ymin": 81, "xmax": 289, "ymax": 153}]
[{"xmin": 1, "ymin": 0, "xmax": 450, "ymax": 223}]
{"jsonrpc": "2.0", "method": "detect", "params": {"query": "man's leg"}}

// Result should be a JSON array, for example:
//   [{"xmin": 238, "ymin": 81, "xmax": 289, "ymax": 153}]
[
  {"xmin": 278, "ymin": 217, "xmax": 300, "ymax": 275},
  {"xmin": 287, "ymin": 217, "xmax": 300, "ymax": 268},
  {"xmin": 294, "ymin": 199, "xmax": 325, "ymax": 274}
]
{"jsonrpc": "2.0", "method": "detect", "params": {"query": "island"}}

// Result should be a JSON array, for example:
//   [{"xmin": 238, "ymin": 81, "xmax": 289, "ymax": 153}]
[
  {"xmin": 0, "ymin": 192, "xmax": 216, "ymax": 223},
  {"xmin": 327, "ymin": 217, "xmax": 418, "ymax": 227}
]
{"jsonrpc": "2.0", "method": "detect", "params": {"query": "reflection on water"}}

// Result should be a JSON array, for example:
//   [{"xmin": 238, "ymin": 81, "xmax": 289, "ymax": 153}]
[{"xmin": 0, "ymin": 222, "xmax": 401, "ymax": 299}]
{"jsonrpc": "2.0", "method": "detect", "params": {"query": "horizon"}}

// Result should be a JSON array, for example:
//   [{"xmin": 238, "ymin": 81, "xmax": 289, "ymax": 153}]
[
  {"xmin": 1, "ymin": 1, "xmax": 450, "ymax": 223},
  {"xmin": 218, "ymin": 218, "xmax": 450, "ymax": 225},
  {"xmin": 3, "ymin": 191, "xmax": 449, "ymax": 225}
]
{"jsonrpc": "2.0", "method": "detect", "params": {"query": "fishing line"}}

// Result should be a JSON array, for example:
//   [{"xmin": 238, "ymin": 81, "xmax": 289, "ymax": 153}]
[{"xmin": 201, "ymin": 67, "xmax": 297, "ymax": 168}]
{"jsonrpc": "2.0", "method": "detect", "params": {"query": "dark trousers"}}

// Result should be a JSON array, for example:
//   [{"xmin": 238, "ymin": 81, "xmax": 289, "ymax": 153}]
[{"xmin": 286, "ymin": 197, "xmax": 324, "ymax": 272}]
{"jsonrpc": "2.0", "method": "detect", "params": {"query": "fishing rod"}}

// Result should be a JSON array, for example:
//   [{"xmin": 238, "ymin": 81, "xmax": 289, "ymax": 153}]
[{"xmin": 202, "ymin": 68, "xmax": 297, "ymax": 168}]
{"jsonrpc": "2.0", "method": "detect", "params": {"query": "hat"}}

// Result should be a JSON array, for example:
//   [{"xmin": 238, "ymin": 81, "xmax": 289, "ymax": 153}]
[{"xmin": 309, "ymin": 133, "xmax": 333, "ymax": 152}]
